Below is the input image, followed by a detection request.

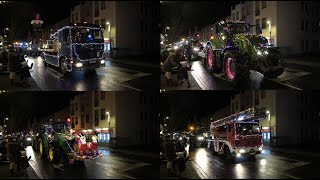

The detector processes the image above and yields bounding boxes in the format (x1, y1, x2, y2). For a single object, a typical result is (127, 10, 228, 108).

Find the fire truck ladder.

(211, 107, 267, 128)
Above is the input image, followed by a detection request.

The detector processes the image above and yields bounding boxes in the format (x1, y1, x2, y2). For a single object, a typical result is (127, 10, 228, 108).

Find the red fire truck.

(207, 107, 267, 160)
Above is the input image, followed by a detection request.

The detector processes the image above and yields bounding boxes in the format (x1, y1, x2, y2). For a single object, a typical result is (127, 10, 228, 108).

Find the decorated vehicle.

(41, 23, 106, 75)
(198, 20, 285, 85)
(207, 107, 267, 160)
(37, 121, 102, 166)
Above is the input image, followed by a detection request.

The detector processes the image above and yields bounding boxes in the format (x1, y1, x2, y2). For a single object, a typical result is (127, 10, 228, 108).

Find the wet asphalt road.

(24, 56, 157, 91)
(21, 146, 157, 179)
(178, 60, 315, 90)
(188, 147, 320, 179)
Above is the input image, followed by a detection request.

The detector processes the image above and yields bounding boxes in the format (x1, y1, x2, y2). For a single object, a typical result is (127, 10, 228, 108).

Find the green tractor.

(200, 20, 285, 86)
(37, 122, 100, 166)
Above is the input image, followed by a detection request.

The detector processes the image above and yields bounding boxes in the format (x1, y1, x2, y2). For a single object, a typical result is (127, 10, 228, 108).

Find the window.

(101, 1, 106, 10)
(81, 104, 84, 112)
(86, 6, 90, 17)
(301, 2, 304, 12)
(94, 110, 99, 126)
(72, 14, 74, 22)
(241, 7, 245, 19)
(145, 24, 147, 32)
(261, 90, 266, 99)
(235, 101, 238, 111)
(75, 103, 78, 111)
(75, 117, 78, 125)
(236, 12, 239, 20)
(95, 20, 99, 25)
(256, 19, 260, 33)
(255, 90, 260, 105)
(301, 19, 304, 31)
(95, 1, 99, 17)
(232, 13, 235, 21)
(261, 1, 266, 9)
(100, 92, 105, 100)
(301, 40, 304, 52)
(255, 1, 260, 16)
(247, 5, 251, 15)
(101, 18, 106, 29)
(301, 111, 304, 121)
(75, 13, 78, 21)
(101, 108, 105, 120)
(305, 3, 308, 15)
(306, 20, 308, 32)
(231, 103, 234, 114)
(81, 115, 85, 128)
(145, 40, 148, 48)
(140, 40, 143, 49)
(306, 40, 309, 51)
(94, 91, 99, 107)
(262, 18, 266, 29)
(71, 104, 74, 115)
(86, 114, 89, 123)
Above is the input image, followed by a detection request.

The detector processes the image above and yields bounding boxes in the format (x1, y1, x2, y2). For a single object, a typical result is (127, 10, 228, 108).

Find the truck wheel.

(59, 58, 68, 75)
(224, 146, 232, 160)
(39, 140, 46, 159)
(223, 52, 249, 86)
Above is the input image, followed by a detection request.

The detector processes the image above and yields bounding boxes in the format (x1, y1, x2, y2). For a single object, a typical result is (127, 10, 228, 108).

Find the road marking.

(28, 159, 46, 179)
(278, 71, 312, 82)
(95, 161, 136, 179)
(265, 78, 303, 90)
(190, 71, 211, 90)
(121, 162, 151, 172)
(191, 160, 212, 179)
(280, 161, 311, 171)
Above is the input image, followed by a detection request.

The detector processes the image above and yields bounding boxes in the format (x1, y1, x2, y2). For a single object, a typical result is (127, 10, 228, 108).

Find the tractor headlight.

(259, 147, 263, 151)
(197, 136, 204, 141)
(257, 50, 262, 56)
(236, 153, 241, 157)
(27, 137, 32, 141)
(75, 63, 83, 68)
(193, 47, 199, 52)
(100, 60, 105, 64)
(239, 149, 245, 153)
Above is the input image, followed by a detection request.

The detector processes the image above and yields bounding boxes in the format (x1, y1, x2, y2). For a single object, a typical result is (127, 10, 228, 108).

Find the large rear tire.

(223, 52, 249, 86)
(39, 140, 46, 159)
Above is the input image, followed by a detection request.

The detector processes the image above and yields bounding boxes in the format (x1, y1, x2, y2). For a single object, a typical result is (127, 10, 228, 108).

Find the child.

(177, 60, 191, 88)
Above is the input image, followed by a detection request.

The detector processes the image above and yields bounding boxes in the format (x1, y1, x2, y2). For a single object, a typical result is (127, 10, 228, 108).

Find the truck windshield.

(247, 36, 268, 47)
(71, 28, 104, 43)
(236, 123, 261, 135)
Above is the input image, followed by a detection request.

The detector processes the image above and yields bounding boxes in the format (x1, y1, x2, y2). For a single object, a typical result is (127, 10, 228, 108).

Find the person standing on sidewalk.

(163, 135, 176, 176)
(162, 48, 184, 86)
(177, 60, 192, 88)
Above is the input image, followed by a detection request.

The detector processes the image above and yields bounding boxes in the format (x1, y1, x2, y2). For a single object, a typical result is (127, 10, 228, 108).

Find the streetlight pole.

(3, 118, 8, 132)
(266, 110, 271, 146)
(106, 22, 111, 58)
(267, 20, 271, 45)
(106, 111, 110, 147)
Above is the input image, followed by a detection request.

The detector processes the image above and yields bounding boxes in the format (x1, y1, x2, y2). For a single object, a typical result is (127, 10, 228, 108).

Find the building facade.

(70, 1, 159, 57)
(231, 1, 320, 56)
(70, 91, 158, 147)
(230, 90, 320, 146)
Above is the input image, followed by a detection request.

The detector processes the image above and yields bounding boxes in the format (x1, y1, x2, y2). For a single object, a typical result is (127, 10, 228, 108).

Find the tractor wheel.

(48, 147, 54, 162)
(223, 52, 249, 86)
(39, 140, 46, 159)
(205, 47, 215, 73)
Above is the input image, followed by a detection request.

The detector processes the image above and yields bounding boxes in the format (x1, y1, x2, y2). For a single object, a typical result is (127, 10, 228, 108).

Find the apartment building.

(70, 91, 158, 147)
(231, 1, 320, 56)
(70, 1, 159, 57)
(230, 90, 320, 146)
(200, 16, 231, 42)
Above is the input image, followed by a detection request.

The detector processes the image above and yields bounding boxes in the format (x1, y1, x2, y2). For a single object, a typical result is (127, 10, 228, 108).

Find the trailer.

(207, 107, 267, 160)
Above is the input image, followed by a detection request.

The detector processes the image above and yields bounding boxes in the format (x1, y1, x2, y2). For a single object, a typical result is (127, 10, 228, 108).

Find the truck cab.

(42, 23, 106, 74)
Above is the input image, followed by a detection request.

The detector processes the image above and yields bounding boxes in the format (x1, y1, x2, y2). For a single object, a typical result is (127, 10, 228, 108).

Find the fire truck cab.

(208, 107, 267, 160)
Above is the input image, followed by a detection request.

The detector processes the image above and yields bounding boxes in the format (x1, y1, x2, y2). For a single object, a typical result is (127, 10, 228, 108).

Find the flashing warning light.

(67, 118, 71, 123)
(210, 36, 214, 40)
(196, 34, 200, 37)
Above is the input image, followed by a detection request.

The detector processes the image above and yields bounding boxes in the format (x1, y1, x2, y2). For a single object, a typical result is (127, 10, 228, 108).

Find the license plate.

(89, 60, 96, 64)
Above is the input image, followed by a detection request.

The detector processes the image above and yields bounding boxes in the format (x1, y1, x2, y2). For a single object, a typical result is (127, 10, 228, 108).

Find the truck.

(198, 20, 285, 85)
(37, 121, 101, 166)
(207, 107, 267, 160)
(41, 23, 106, 75)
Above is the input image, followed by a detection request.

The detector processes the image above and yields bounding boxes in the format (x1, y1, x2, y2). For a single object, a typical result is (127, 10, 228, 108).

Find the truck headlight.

(75, 63, 83, 67)
(257, 50, 262, 56)
(239, 149, 245, 153)
(27, 137, 32, 141)
(197, 136, 204, 141)
(100, 60, 105, 64)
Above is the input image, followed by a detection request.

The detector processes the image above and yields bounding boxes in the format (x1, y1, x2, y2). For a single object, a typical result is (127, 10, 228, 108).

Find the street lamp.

(3, 118, 8, 132)
(106, 111, 110, 146)
(267, 20, 271, 45)
(266, 110, 271, 146)
(106, 22, 111, 57)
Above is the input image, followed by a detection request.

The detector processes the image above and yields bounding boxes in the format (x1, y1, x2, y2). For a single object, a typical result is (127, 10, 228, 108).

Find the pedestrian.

(15, 142, 25, 176)
(162, 48, 184, 86)
(7, 46, 22, 86)
(163, 135, 176, 177)
(177, 60, 192, 88)
(6, 137, 18, 176)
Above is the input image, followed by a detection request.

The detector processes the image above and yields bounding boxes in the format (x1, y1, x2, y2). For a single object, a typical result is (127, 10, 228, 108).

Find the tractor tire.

(39, 140, 46, 159)
(223, 52, 249, 86)
(48, 147, 54, 162)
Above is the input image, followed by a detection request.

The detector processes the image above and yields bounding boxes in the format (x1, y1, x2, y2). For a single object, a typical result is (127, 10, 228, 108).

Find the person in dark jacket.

(177, 60, 191, 88)
(163, 135, 176, 176)
(7, 47, 23, 86)
(162, 48, 184, 86)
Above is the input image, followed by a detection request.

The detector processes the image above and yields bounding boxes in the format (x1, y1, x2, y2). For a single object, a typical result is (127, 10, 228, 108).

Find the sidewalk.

(0, 162, 39, 179)
(160, 71, 202, 90)
(285, 55, 320, 68)
(107, 56, 159, 69)
(160, 160, 201, 179)
(99, 146, 158, 160)
(264, 145, 320, 158)
(0, 73, 41, 91)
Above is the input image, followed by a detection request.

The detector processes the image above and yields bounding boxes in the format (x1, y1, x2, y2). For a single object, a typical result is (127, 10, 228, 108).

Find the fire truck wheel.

(224, 146, 232, 160)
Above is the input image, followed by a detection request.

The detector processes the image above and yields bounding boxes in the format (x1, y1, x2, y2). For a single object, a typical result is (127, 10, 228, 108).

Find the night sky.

(0, 1, 79, 40)
(161, 1, 239, 35)
(0, 91, 78, 131)
(161, 91, 239, 131)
